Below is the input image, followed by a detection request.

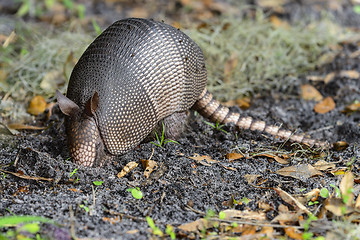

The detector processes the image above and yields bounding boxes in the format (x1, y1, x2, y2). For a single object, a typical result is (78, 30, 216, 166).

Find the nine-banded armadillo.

(56, 18, 329, 167)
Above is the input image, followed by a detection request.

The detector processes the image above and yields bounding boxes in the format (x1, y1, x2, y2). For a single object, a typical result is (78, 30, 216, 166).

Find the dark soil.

(1, 1, 360, 239)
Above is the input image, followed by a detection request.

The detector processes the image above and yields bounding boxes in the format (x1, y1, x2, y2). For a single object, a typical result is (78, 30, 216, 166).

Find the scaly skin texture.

(57, 18, 329, 167)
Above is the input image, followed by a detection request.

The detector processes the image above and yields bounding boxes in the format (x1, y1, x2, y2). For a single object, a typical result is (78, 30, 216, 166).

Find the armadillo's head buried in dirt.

(56, 90, 113, 167)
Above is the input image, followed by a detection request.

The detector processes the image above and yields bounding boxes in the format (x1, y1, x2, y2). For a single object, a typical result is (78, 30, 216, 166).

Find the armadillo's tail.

(192, 88, 330, 148)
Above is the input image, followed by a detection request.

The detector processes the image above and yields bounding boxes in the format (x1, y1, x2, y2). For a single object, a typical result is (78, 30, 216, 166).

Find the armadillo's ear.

(84, 92, 99, 117)
(56, 90, 80, 116)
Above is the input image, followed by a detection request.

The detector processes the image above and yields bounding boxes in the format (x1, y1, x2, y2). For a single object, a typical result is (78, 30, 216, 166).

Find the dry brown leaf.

(304, 188, 320, 202)
(68, 188, 82, 193)
(125, 229, 139, 234)
(300, 84, 323, 101)
(324, 72, 335, 84)
(272, 212, 299, 223)
(221, 209, 266, 220)
(273, 187, 311, 215)
(28, 95, 47, 115)
(342, 102, 360, 114)
(188, 153, 218, 166)
(258, 153, 289, 164)
(141, 159, 158, 178)
(258, 201, 273, 212)
(236, 97, 251, 110)
(224, 52, 238, 82)
(275, 164, 323, 180)
(314, 160, 336, 171)
(178, 218, 208, 232)
(222, 165, 237, 171)
(243, 174, 261, 184)
(241, 225, 257, 236)
(325, 198, 348, 216)
(226, 152, 244, 160)
(283, 225, 303, 240)
(117, 162, 138, 178)
(269, 15, 289, 28)
(7, 123, 46, 130)
(340, 172, 354, 207)
(333, 141, 349, 151)
(339, 70, 360, 79)
(355, 194, 360, 209)
(314, 96, 335, 114)
(306, 75, 324, 82)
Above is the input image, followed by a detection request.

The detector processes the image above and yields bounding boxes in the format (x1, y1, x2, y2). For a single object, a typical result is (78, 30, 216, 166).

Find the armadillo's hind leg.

(143, 111, 190, 142)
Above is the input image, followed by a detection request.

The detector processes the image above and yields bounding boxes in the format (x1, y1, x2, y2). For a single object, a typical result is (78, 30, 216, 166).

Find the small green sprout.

(70, 168, 79, 183)
(150, 122, 179, 148)
(80, 201, 89, 213)
(308, 201, 319, 206)
(203, 120, 228, 134)
(320, 188, 329, 198)
(93, 181, 103, 186)
(146, 216, 163, 237)
(92, 19, 102, 35)
(218, 211, 226, 220)
(127, 187, 143, 199)
(330, 184, 341, 198)
(165, 224, 176, 240)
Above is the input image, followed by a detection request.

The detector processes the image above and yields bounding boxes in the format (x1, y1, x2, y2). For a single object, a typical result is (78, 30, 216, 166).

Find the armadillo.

(56, 18, 329, 167)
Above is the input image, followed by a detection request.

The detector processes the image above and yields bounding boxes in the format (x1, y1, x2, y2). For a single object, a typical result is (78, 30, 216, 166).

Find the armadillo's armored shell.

(66, 18, 207, 155)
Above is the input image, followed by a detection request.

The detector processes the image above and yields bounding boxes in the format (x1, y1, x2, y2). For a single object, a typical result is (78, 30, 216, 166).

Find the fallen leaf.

(226, 152, 244, 160)
(188, 153, 218, 166)
(283, 225, 303, 240)
(243, 174, 261, 184)
(324, 72, 335, 84)
(178, 218, 208, 232)
(273, 187, 311, 215)
(258, 153, 289, 164)
(126, 229, 139, 234)
(325, 198, 348, 216)
(339, 70, 360, 79)
(314, 96, 336, 114)
(221, 209, 266, 220)
(68, 188, 82, 192)
(306, 75, 324, 82)
(270, 15, 289, 28)
(275, 164, 323, 180)
(7, 123, 46, 130)
(355, 194, 360, 209)
(332, 141, 349, 151)
(304, 188, 320, 202)
(102, 216, 121, 224)
(314, 160, 336, 171)
(340, 172, 354, 207)
(300, 84, 323, 101)
(222, 165, 237, 171)
(236, 97, 251, 110)
(141, 159, 158, 178)
(28, 95, 47, 115)
(342, 102, 360, 114)
(117, 162, 138, 178)
(272, 212, 299, 223)
(241, 225, 256, 236)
